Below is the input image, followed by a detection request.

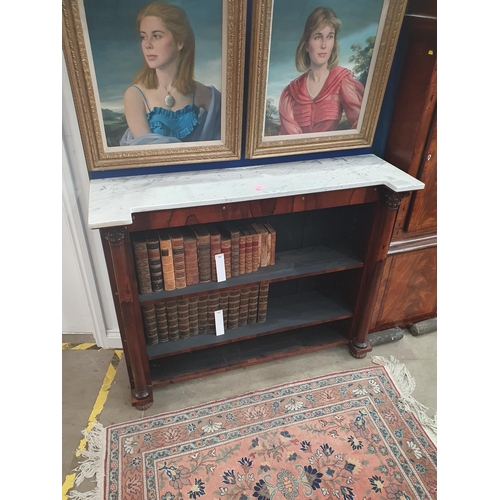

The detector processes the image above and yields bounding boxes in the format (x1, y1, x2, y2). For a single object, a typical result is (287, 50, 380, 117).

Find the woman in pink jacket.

(279, 7, 364, 135)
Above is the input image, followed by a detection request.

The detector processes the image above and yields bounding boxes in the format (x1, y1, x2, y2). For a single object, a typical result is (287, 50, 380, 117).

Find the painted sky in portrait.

(266, 0, 385, 106)
(82, 0, 222, 112)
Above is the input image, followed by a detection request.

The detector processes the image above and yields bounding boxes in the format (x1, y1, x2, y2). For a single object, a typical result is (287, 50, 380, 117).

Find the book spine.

(177, 297, 190, 339)
(183, 231, 200, 286)
(247, 285, 260, 325)
(250, 228, 260, 272)
(158, 231, 176, 291)
(131, 233, 153, 295)
(208, 227, 222, 282)
(170, 231, 186, 289)
(166, 299, 180, 341)
(188, 296, 199, 336)
(198, 293, 208, 334)
(221, 235, 232, 279)
(154, 302, 169, 342)
(193, 226, 211, 284)
(257, 283, 270, 323)
(141, 304, 159, 345)
(146, 231, 164, 292)
(219, 290, 229, 329)
(207, 292, 220, 334)
(238, 287, 250, 327)
(264, 223, 276, 265)
(245, 232, 253, 274)
(227, 225, 240, 277)
(238, 232, 246, 275)
(252, 223, 268, 268)
(227, 289, 240, 330)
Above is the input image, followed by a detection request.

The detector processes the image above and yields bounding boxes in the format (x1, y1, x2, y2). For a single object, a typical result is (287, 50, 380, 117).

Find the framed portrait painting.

(245, 0, 408, 159)
(63, 0, 247, 172)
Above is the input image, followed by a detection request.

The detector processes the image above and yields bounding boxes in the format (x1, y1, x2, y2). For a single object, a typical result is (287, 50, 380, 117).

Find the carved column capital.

(383, 189, 409, 210)
(104, 227, 126, 246)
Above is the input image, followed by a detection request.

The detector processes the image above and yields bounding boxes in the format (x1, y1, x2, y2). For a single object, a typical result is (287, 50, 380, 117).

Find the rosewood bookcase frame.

(98, 180, 411, 409)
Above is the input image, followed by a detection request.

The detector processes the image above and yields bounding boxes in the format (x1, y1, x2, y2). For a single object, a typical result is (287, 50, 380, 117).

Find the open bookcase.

(90, 156, 423, 409)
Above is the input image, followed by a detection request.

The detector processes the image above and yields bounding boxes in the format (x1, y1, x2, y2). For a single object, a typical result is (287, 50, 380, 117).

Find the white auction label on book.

(215, 253, 226, 282)
(214, 309, 225, 336)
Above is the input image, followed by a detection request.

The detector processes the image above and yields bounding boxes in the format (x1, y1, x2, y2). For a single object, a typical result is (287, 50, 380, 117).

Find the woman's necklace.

(159, 80, 176, 108)
(306, 70, 329, 99)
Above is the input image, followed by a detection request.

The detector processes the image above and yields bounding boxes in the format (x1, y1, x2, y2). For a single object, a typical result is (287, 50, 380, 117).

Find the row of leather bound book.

(141, 283, 270, 345)
(130, 222, 276, 295)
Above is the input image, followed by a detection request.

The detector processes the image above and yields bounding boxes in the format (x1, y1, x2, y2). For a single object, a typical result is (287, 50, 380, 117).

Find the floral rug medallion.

(99, 362, 436, 500)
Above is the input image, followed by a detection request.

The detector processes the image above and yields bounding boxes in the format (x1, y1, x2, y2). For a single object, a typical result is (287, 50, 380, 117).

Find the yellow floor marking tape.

(62, 349, 123, 499)
(62, 342, 99, 350)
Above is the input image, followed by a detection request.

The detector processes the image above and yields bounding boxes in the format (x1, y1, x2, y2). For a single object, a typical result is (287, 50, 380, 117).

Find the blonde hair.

(295, 7, 342, 73)
(133, 1, 195, 95)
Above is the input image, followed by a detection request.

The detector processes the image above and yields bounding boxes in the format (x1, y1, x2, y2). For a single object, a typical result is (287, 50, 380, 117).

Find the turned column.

(348, 189, 409, 358)
(103, 227, 153, 409)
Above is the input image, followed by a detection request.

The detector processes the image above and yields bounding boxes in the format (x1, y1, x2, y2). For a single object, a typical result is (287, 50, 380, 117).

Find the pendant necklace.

(159, 80, 176, 108)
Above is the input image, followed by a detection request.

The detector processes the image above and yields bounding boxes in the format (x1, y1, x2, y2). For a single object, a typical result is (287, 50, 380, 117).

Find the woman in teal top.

(120, 1, 221, 146)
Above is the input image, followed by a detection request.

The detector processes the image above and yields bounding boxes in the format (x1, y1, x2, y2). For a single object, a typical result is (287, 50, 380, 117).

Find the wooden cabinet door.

(406, 113, 437, 233)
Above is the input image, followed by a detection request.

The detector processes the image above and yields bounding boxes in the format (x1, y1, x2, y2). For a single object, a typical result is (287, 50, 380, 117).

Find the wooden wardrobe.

(370, 0, 437, 331)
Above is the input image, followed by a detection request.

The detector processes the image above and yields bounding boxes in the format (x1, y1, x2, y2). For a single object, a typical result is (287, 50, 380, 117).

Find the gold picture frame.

(245, 0, 408, 159)
(63, 0, 246, 172)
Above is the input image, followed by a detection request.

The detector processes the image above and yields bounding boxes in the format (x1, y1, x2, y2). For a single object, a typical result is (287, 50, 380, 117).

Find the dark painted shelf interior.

(148, 322, 349, 386)
(147, 290, 352, 358)
(139, 244, 363, 303)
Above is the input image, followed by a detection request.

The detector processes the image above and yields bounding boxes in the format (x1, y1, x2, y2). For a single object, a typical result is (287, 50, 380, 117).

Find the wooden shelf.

(148, 323, 349, 386)
(147, 290, 352, 359)
(139, 244, 363, 303)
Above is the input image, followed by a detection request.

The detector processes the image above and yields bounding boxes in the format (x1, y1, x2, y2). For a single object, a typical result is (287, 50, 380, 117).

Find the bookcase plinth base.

(348, 340, 373, 359)
(131, 387, 154, 410)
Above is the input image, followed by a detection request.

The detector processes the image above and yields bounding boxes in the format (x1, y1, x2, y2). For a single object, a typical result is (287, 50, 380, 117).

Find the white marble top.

(88, 154, 424, 229)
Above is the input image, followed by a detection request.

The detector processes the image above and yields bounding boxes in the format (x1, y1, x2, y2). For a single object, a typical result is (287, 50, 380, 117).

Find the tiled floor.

(62, 328, 437, 495)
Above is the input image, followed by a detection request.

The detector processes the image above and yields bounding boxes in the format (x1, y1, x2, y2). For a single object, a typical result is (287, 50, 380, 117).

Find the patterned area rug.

(69, 356, 437, 500)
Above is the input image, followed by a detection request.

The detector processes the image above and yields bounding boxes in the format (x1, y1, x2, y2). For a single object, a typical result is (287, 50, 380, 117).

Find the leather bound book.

(191, 224, 211, 284)
(238, 287, 250, 327)
(252, 223, 269, 267)
(219, 227, 232, 279)
(205, 224, 221, 282)
(177, 297, 190, 339)
(141, 304, 159, 345)
(257, 283, 270, 323)
(168, 228, 186, 289)
(224, 223, 240, 277)
(188, 296, 199, 336)
(219, 290, 229, 329)
(248, 285, 260, 324)
(245, 225, 260, 272)
(238, 225, 253, 274)
(145, 231, 164, 292)
(227, 289, 240, 330)
(181, 228, 200, 286)
(198, 293, 208, 334)
(166, 299, 180, 341)
(207, 292, 220, 334)
(131, 232, 153, 295)
(158, 229, 176, 291)
(263, 223, 276, 265)
(154, 302, 169, 342)
(237, 226, 246, 275)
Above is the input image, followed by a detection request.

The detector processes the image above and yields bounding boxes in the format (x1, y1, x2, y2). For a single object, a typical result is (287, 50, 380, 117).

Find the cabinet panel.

(370, 246, 436, 330)
(406, 114, 437, 233)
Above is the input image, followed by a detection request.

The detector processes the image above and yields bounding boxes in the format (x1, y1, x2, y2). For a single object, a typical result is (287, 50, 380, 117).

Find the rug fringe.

(372, 355, 437, 442)
(67, 422, 105, 500)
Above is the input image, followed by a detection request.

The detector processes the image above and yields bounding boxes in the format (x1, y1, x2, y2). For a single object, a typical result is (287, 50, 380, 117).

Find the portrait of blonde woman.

(278, 6, 365, 136)
(120, 1, 221, 146)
